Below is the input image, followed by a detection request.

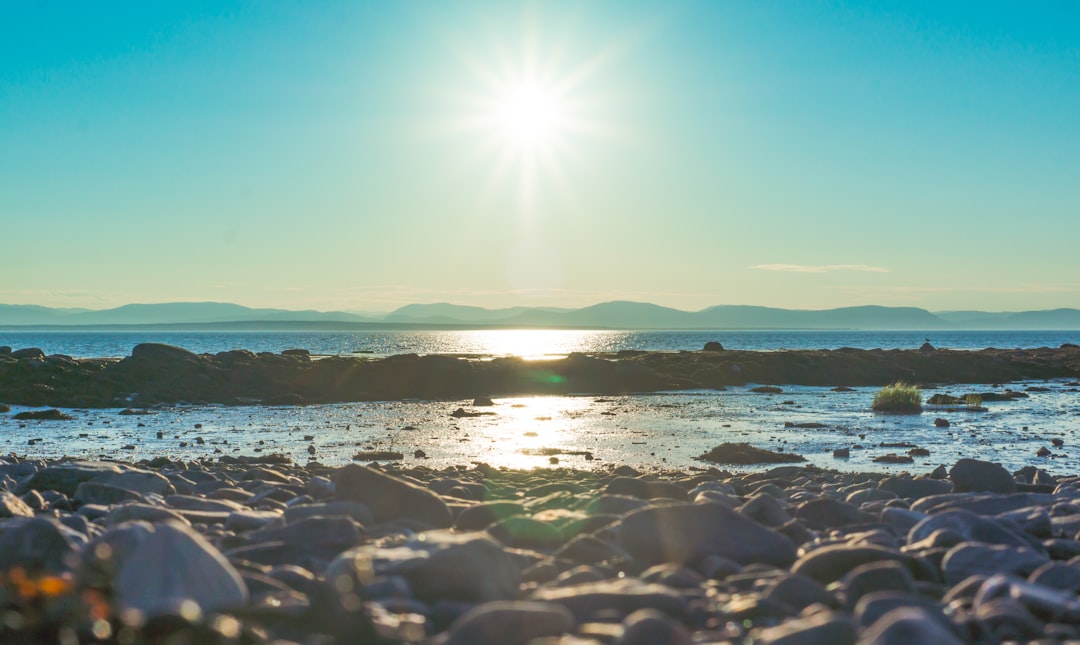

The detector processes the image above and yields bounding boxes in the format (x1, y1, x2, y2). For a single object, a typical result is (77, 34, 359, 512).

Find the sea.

(2, 328, 1080, 474)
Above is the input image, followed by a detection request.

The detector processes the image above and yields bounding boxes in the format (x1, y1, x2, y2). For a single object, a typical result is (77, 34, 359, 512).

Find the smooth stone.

(585, 494, 648, 516)
(106, 503, 191, 526)
(224, 510, 283, 532)
(942, 543, 1048, 586)
(907, 509, 1033, 549)
(114, 521, 248, 618)
(791, 545, 920, 585)
(911, 492, 1055, 516)
(333, 464, 452, 528)
(246, 516, 364, 550)
(763, 572, 838, 611)
(858, 607, 964, 645)
(165, 494, 249, 513)
(529, 578, 687, 623)
(73, 481, 146, 506)
(616, 608, 692, 645)
(437, 601, 574, 645)
(878, 476, 953, 499)
(327, 530, 520, 603)
(755, 611, 856, 645)
(0, 490, 34, 518)
(283, 501, 374, 526)
(879, 507, 928, 534)
(949, 458, 1016, 494)
(95, 469, 175, 496)
(616, 502, 796, 567)
(1029, 561, 1080, 592)
(604, 477, 687, 501)
(739, 492, 793, 527)
(487, 516, 563, 551)
(454, 501, 526, 531)
(640, 563, 704, 590)
(17, 461, 124, 496)
(794, 497, 872, 530)
(843, 561, 914, 610)
(0, 517, 79, 573)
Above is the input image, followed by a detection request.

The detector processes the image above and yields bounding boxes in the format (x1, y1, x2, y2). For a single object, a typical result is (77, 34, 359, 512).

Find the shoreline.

(2, 453, 1079, 642)
(2, 342, 1080, 409)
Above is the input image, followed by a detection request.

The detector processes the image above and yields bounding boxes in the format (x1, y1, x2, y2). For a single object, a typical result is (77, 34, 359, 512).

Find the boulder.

(0, 491, 34, 518)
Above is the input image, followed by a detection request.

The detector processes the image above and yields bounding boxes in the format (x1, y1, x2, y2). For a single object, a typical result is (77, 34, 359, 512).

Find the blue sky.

(1, 1, 1077, 312)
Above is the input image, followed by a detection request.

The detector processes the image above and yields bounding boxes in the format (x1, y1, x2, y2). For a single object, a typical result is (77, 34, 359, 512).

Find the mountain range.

(2, 301, 1080, 330)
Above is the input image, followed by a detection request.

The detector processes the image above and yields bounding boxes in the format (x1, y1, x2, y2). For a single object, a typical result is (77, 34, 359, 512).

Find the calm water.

(1, 329, 1078, 358)
(3, 329, 1080, 473)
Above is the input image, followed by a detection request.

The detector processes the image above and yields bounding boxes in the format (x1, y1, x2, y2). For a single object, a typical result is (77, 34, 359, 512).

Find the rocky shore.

(2, 342, 1080, 408)
(4, 455, 1080, 643)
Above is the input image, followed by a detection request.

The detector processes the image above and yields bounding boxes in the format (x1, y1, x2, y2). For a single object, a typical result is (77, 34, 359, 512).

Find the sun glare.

(496, 83, 563, 144)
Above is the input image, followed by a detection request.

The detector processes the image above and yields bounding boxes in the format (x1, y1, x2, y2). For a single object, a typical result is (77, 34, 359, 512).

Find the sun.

(496, 82, 564, 144)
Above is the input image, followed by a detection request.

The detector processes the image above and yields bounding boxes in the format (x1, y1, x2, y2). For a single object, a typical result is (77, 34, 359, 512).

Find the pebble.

(4, 452, 1080, 642)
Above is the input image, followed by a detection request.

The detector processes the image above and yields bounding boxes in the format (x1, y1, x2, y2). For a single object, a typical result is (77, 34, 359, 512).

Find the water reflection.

(448, 329, 619, 359)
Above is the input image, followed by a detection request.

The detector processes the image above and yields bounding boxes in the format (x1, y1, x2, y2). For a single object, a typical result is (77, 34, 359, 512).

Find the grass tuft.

(872, 382, 922, 414)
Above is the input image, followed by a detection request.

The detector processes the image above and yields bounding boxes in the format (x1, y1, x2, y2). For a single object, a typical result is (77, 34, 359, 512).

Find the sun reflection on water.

(454, 329, 613, 359)
(465, 395, 598, 469)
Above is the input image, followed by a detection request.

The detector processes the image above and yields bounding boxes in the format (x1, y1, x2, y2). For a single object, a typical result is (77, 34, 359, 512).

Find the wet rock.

(13, 408, 74, 421)
(438, 601, 574, 645)
(950, 458, 1016, 493)
(114, 520, 248, 619)
(328, 530, 520, 603)
(616, 502, 796, 568)
(934, 417, 950, 427)
(703, 342, 724, 352)
(332, 463, 451, 528)
(698, 442, 805, 464)
(833, 448, 850, 458)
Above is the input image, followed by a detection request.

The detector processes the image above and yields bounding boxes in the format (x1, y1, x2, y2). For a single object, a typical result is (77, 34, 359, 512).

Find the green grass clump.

(872, 382, 922, 414)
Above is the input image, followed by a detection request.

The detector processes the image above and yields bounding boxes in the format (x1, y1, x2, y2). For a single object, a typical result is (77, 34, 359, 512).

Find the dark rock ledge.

(1, 342, 1079, 407)
(2, 454, 1080, 642)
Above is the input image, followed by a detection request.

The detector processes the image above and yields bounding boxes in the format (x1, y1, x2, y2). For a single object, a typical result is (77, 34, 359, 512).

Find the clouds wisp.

(751, 264, 888, 274)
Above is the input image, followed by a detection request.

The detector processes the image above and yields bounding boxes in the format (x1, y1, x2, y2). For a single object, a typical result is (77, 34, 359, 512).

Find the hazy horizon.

(2, 2, 1078, 312)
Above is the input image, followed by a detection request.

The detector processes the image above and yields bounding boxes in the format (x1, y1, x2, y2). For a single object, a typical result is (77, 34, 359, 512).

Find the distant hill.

(3, 301, 1080, 330)
(0, 302, 373, 326)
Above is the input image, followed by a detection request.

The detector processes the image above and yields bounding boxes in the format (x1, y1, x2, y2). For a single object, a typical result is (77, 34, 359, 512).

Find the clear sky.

(1, 1, 1078, 313)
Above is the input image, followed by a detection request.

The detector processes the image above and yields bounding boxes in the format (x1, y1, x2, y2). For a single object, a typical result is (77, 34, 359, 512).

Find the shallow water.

(5, 379, 1080, 474)
(2, 328, 1079, 358)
